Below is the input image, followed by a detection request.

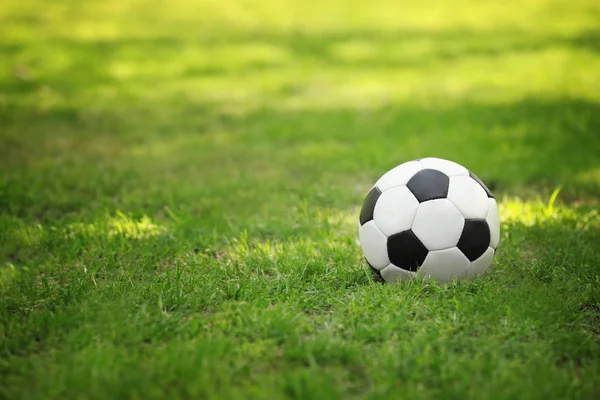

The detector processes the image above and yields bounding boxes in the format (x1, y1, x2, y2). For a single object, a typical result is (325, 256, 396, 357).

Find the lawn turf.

(1, 0, 600, 399)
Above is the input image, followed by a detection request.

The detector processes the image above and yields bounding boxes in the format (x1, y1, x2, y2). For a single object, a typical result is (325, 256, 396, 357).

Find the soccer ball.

(358, 157, 500, 283)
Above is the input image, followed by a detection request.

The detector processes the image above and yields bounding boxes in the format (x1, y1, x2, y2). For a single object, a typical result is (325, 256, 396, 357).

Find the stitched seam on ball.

(371, 218, 388, 245)
(446, 199, 464, 221)
(373, 260, 390, 272)
(412, 199, 457, 252)
(399, 205, 424, 271)
(438, 200, 464, 250)
(486, 199, 499, 249)
(432, 244, 461, 252)
(379, 183, 409, 195)
(370, 221, 391, 266)
(386, 263, 416, 275)
(486, 198, 494, 220)
(420, 195, 448, 202)
(422, 198, 464, 229)
(409, 202, 420, 236)
(467, 247, 494, 273)
(381, 263, 394, 275)
(378, 161, 423, 192)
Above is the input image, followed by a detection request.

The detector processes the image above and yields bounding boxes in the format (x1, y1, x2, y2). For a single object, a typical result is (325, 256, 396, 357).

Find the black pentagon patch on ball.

(457, 219, 491, 261)
(407, 169, 449, 203)
(469, 171, 494, 198)
(359, 186, 382, 225)
(387, 230, 428, 272)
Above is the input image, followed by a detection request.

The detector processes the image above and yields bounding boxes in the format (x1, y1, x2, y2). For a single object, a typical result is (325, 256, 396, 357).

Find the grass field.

(1, 0, 600, 398)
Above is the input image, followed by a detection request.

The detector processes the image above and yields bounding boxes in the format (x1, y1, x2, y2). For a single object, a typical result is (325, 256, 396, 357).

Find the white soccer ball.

(358, 157, 500, 283)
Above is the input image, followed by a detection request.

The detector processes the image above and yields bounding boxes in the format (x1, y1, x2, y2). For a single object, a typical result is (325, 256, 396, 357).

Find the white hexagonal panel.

(486, 198, 500, 249)
(375, 161, 423, 192)
(468, 247, 495, 279)
(380, 263, 416, 283)
(447, 175, 490, 219)
(419, 157, 469, 177)
(412, 199, 465, 250)
(358, 220, 389, 270)
(373, 186, 420, 237)
(417, 247, 469, 282)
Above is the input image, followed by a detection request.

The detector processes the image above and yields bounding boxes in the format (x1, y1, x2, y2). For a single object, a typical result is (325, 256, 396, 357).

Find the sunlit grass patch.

(499, 189, 599, 230)
(65, 212, 169, 241)
(0, 263, 18, 290)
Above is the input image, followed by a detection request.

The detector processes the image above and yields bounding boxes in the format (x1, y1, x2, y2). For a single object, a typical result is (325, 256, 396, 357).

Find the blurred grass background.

(2, 0, 599, 229)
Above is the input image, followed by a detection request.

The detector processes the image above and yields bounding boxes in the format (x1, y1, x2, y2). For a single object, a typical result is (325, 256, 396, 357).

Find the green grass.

(1, 0, 600, 398)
